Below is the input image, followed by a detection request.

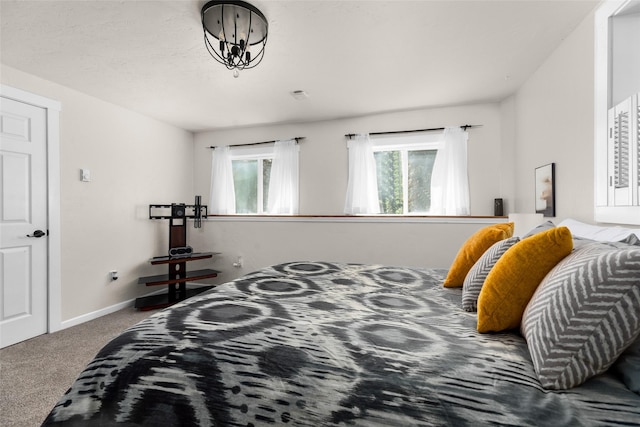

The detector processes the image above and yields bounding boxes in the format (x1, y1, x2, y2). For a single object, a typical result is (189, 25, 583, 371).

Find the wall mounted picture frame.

(535, 163, 555, 217)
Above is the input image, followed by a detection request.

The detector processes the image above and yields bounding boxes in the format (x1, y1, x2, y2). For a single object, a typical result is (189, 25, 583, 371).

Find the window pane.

(232, 160, 257, 213)
(408, 150, 437, 212)
(262, 158, 272, 212)
(375, 150, 403, 214)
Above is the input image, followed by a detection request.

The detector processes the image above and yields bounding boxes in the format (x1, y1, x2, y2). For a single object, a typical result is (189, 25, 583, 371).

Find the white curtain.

(430, 127, 470, 215)
(209, 146, 236, 214)
(267, 139, 299, 214)
(344, 134, 380, 214)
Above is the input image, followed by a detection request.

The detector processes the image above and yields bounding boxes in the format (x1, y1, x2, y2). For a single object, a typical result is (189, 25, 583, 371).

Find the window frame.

(229, 145, 275, 215)
(370, 133, 442, 215)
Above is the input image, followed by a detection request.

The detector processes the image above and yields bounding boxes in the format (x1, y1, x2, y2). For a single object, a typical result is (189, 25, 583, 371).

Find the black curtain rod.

(345, 124, 480, 139)
(208, 137, 305, 149)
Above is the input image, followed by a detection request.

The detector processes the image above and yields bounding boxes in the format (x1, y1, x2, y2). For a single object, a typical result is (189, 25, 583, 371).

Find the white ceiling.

(0, 0, 598, 132)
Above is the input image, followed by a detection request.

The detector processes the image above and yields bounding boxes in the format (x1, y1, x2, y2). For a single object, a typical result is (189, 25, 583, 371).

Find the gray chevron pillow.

(522, 220, 555, 238)
(620, 233, 640, 246)
(521, 242, 640, 390)
(462, 237, 519, 312)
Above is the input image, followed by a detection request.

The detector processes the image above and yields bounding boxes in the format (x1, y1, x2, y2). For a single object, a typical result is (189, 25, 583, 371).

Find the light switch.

(81, 169, 91, 182)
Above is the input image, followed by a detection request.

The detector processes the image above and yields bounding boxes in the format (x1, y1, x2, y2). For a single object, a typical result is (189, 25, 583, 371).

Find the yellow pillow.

(477, 226, 573, 333)
(443, 222, 514, 288)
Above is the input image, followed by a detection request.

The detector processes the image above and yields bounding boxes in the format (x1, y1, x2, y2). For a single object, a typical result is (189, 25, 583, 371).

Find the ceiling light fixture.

(201, 1, 268, 78)
(290, 90, 309, 100)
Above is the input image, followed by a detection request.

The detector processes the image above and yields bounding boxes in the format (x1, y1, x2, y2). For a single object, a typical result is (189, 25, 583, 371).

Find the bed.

(43, 222, 640, 426)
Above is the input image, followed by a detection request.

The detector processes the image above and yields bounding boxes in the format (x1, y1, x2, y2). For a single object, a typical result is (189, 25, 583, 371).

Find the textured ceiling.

(0, 0, 598, 132)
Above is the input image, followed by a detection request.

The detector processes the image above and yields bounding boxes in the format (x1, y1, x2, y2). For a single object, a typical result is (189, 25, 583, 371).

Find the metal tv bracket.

(149, 196, 207, 226)
(148, 196, 208, 256)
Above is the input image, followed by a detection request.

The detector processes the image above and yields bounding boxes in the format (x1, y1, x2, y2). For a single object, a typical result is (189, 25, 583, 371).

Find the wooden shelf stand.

(135, 205, 219, 311)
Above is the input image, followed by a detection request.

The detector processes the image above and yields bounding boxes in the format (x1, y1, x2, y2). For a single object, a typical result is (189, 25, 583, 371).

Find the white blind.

(614, 110, 630, 189)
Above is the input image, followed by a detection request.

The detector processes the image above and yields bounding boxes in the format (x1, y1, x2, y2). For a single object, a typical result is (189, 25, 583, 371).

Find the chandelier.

(201, 1, 268, 77)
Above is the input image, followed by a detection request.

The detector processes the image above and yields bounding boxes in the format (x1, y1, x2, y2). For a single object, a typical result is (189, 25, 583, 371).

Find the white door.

(0, 96, 48, 348)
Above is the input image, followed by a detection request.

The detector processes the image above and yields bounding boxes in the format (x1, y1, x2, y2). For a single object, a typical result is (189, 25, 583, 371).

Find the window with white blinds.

(637, 102, 640, 186)
(607, 94, 638, 208)
(614, 110, 629, 189)
(594, 1, 640, 225)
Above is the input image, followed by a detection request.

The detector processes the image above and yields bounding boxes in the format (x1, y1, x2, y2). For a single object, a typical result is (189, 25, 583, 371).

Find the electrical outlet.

(233, 256, 243, 268)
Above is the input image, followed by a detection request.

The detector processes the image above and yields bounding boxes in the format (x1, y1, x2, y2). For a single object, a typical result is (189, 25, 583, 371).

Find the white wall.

(509, 10, 595, 224)
(499, 96, 517, 215)
(0, 6, 606, 322)
(194, 103, 505, 215)
(189, 218, 500, 283)
(0, 67, 511, 323)
(1, 65, 195, 321)
(191, 103, 511, 279)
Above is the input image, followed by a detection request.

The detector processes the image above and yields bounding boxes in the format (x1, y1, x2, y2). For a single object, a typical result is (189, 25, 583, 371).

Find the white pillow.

(558, 218, 640, 241)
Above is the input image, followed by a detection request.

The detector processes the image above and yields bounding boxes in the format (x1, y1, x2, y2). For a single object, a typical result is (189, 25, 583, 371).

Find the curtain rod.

(344, 125, 481, 139)
(208, 137, 305, 149)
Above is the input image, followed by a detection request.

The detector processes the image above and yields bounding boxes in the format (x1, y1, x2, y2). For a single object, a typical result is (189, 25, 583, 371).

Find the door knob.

(26, 230, 46, 238)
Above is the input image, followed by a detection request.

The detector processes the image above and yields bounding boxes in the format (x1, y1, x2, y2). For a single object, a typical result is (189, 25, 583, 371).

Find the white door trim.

(1, 84, 62, 333)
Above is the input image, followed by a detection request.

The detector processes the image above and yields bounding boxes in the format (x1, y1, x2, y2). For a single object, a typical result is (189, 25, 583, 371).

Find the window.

(372, 134, 440, 214)
(374, 148, 438, 214)
(232, 157, 272, 214)
(344, 128, 469, 216)
(210, 140, 299, 215)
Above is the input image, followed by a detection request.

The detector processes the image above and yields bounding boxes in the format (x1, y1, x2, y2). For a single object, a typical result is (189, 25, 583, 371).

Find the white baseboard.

(60, 298, 136, 330)
(59, 283, 211, 330)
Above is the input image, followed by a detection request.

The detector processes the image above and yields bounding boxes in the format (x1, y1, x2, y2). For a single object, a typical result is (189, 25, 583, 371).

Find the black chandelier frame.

(201, 0, 268, 71)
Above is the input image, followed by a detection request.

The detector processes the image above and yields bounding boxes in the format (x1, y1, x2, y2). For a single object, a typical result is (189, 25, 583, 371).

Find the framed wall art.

(535, 163, 555, 217)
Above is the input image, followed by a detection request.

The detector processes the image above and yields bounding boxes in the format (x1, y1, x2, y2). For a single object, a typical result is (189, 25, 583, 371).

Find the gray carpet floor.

(0, 306, 155, 427)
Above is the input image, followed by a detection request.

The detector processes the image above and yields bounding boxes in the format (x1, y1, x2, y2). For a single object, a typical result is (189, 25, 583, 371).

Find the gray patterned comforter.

(43, 262, 640, 426)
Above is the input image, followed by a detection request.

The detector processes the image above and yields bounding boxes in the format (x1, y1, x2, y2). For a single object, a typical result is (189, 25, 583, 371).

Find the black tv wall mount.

(149, 195, 207, 228)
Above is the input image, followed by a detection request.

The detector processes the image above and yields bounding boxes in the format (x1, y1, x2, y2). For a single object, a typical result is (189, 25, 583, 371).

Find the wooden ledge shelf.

(149, 252, 221, 265)
(138, 268, 220, 287)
